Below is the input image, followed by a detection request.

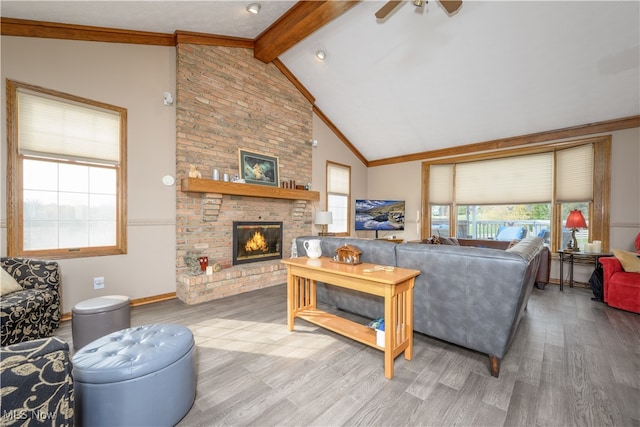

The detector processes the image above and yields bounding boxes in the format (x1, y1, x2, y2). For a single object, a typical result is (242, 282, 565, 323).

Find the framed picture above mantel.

(239, 149, 279, 187)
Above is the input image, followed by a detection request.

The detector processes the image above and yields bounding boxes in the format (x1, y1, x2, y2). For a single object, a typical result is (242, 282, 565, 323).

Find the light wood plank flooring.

(55, 284, 640, 426)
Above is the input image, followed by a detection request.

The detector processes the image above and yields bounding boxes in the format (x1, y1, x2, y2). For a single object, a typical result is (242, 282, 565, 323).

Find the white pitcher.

(303, 239, 322, 259)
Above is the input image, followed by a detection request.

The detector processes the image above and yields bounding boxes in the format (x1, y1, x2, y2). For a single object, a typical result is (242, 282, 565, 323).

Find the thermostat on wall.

(162, 175, 175, 186)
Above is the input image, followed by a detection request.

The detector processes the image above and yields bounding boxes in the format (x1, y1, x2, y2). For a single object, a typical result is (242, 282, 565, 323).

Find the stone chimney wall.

(175, 44, 313, 304)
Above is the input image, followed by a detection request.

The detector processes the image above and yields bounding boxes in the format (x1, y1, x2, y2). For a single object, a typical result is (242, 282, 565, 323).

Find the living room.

(1, 3, 638, 314)
(1, 1, 639, 425)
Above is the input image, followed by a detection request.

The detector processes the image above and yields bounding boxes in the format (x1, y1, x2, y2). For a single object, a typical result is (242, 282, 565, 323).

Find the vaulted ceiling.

(2, 1, 639, 165)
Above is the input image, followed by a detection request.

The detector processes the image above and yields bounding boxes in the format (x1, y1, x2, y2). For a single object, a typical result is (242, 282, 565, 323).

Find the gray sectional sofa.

(294, 236, 544, 377)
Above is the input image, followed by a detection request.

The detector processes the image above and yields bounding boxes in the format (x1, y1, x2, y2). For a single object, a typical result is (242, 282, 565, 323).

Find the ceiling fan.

(375, 0, 462, 19)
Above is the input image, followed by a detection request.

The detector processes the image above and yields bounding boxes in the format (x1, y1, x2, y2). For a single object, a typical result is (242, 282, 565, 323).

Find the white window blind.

(429, 164, 454, 204)
(18, 89, 120, 164)
(455, 152, 553, 204)
(327, 163, 350, 194)
(556, 144, 594, 202)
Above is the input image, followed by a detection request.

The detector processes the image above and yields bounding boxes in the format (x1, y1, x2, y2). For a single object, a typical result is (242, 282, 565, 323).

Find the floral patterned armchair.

(1, 257, 61, 346)
(0, 336, 74, 426)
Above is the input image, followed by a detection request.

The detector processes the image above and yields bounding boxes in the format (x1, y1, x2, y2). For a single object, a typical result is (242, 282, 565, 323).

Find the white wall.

(366, 128, 640, 283)
(367, 162, 423, 242)
(311, 113, 368, 236)
(609, 128, 640, 251)
(1, 36, 177, 312)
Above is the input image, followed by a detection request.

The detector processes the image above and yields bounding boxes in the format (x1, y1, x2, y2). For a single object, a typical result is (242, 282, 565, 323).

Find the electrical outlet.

(93, 276, 105, 290)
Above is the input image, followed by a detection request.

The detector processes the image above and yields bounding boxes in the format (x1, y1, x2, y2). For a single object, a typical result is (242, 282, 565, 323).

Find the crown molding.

(272, 59, 315, 104)
(0, 17, 175, 46)
(313, 106, 368, 166)
(174, 30, 253, 48)
(368, 115, 640, 167)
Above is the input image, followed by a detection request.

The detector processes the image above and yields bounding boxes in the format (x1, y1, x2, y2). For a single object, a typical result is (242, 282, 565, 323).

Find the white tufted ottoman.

(72, 323, 196, 427)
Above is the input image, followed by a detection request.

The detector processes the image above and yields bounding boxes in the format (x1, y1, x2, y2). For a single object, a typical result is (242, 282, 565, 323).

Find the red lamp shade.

(565, 209, 587, 229)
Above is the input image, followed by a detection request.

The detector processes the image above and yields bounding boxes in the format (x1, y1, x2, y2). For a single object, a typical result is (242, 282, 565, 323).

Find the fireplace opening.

(233, 221, 283, 265)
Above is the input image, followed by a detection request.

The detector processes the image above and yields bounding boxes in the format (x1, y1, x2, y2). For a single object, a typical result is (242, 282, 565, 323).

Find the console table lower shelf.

(281, 257, 421, 379)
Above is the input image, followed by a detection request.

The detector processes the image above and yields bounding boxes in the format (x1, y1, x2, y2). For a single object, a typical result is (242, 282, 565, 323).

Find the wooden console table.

(281, 257, 420, 379)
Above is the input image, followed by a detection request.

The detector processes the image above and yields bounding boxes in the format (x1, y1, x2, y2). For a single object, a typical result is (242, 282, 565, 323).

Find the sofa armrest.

(600, 256, 623, 303)
(535, 246, 551, 287)
(0, 337, 74, 426)
(600, 256, 623, 281)
(0, 258, 60, 292)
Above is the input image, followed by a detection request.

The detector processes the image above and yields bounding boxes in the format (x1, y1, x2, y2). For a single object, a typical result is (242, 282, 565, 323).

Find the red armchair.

(600, 233, 640, 314)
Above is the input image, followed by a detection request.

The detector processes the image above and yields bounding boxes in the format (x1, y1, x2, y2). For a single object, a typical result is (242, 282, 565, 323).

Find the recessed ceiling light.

(316, 50, 326, 60)
(246, 3, 261, 14)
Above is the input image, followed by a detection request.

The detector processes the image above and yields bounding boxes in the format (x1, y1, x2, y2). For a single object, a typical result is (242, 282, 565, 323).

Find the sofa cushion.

(1, 268, 22, 296)
(422, 236, 459, 245)
(439, 236, 460, 246)
(613, 249, 640, 273)
(507, 239, 520, 249)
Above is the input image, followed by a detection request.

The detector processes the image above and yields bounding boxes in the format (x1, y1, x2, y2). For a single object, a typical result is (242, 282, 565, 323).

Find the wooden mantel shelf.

(181, 178, 320, 201)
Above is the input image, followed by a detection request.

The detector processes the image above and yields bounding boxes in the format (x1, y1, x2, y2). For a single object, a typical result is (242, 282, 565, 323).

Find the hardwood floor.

(55, 284, 640, 426)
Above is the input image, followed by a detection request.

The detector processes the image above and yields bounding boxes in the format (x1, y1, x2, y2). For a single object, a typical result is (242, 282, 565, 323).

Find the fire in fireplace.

(233, 221, 283, 265)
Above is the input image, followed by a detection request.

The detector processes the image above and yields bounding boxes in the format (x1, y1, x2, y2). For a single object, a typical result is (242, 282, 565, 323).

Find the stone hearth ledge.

(176, 260, 287, 304)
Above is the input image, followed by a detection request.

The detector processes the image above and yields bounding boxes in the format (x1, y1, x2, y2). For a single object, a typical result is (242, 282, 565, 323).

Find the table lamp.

(565, 209, 587, 252)
(315, 211, 333, 236)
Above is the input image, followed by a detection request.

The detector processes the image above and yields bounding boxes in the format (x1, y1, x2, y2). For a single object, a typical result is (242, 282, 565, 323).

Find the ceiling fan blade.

(440, 0, 462, 14)
(375, 0, 403, 19)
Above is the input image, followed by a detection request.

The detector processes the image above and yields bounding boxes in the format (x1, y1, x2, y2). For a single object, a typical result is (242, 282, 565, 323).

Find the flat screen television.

(355, 200, 405, 231)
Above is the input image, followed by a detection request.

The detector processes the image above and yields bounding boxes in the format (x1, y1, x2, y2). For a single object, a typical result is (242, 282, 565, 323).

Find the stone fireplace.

(233, 221, 283, 265)
(175, 43, 313, 304)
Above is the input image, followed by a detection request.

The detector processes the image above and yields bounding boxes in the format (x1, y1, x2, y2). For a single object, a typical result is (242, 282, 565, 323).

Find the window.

(430, 205, 451, 237)
(423, 137, 610, 252)
(555, 144, 594, 251)
(326, 161, 351, 235)
(455, 203, 552, 242)
(6, 80, 127, 258)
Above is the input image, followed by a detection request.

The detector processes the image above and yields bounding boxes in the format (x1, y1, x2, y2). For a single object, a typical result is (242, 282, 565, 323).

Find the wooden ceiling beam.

(254, 1, 360, 64)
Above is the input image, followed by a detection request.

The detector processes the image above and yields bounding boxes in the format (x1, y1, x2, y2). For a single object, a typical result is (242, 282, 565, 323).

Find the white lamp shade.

(315, 211, 333, 225)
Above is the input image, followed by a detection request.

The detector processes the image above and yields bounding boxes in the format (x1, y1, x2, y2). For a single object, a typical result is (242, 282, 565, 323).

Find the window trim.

(325, 161, 351, 236)
(421, 136, 611, 253)
(6, 79, 128, 259)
